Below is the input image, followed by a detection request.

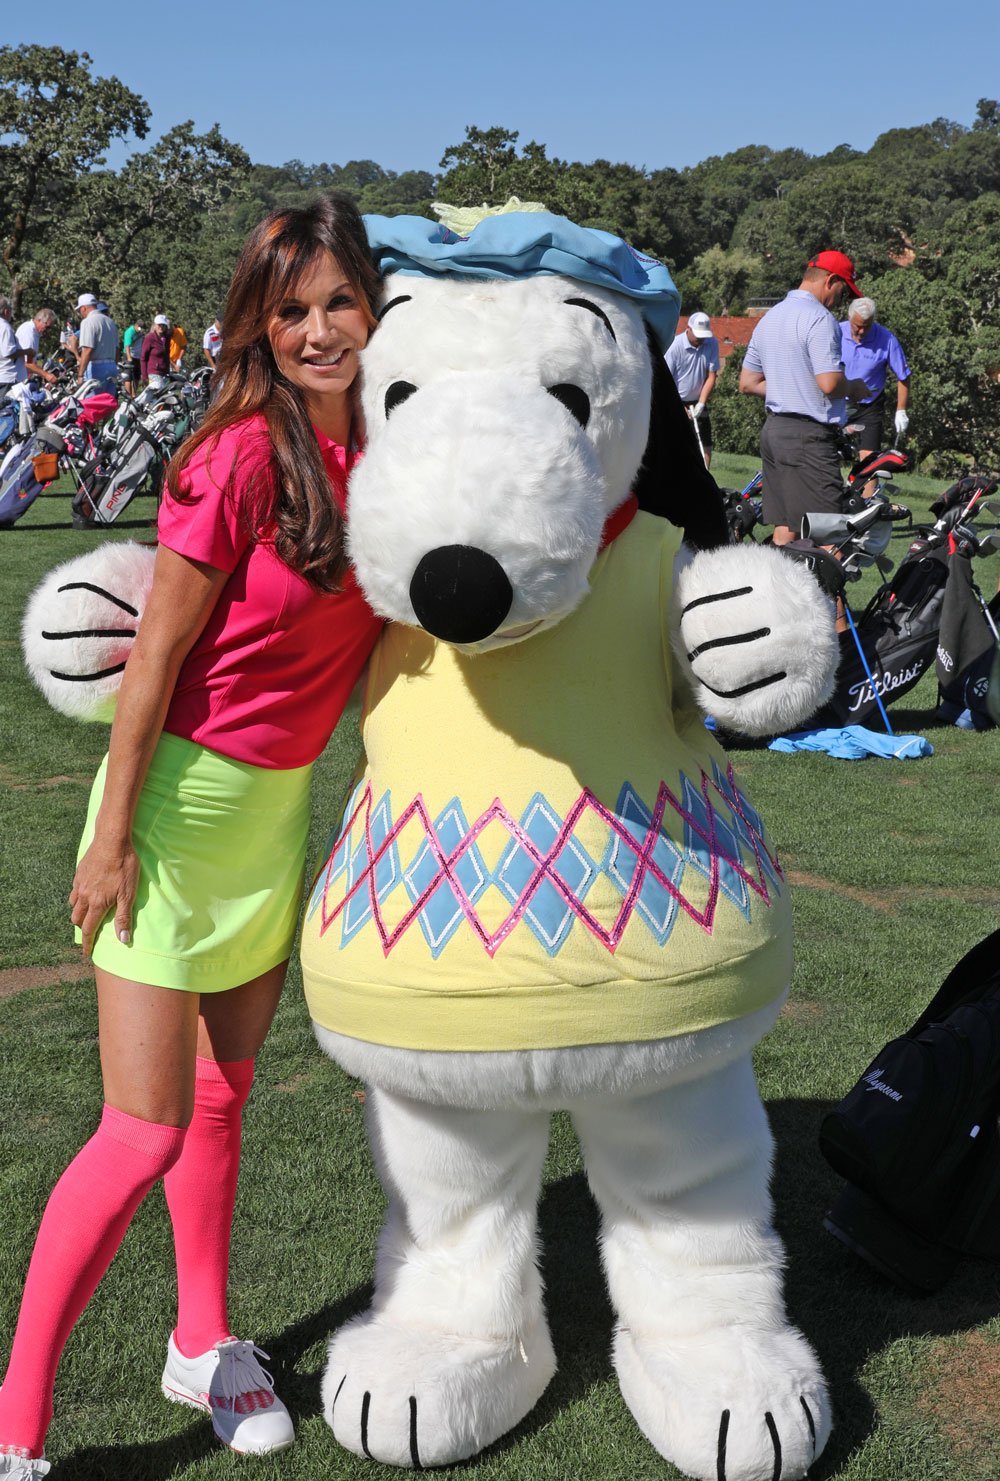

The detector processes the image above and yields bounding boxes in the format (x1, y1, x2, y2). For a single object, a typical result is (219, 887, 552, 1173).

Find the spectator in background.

(170, 323, 188, 371)
(664, 310, 720, 469)
(738, 250, 873, 550)
(60, 318, 80, 365)
(122, 318, 144, 396)
(141, 315, 172, 388)
(839, 296, 911, 458)
(15, 308, 58, 387)
(76, 294, 120, 393)
(203, 316, 223, 367)
(0, 296, 23, 391)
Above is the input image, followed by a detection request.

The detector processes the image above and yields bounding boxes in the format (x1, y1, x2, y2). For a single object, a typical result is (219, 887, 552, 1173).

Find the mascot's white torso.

(300, 242, 836, 1481)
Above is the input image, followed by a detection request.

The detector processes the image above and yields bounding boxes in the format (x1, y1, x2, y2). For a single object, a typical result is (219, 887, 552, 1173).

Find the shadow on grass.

(65, 1100, 994, 1480)
(771, 1097, 1000, 1478)
(271, 1102, 998, 1474)
(56, 1425, 218, 1479)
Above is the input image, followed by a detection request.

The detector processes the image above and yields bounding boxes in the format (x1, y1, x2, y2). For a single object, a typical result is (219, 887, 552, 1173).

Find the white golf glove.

(690, 402, 705, 419)
(894, 409, 909, 438)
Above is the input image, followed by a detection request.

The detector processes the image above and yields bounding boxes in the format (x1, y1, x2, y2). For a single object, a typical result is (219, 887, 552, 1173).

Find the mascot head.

(349, 210, 727, 651)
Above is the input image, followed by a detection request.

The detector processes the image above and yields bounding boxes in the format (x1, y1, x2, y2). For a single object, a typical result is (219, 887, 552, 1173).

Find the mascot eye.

(546, 383, 590, 429)
(385, 381, 417, 418)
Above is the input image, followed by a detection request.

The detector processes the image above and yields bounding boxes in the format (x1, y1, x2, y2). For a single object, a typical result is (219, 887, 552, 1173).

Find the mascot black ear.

(632, 323, 729, 551)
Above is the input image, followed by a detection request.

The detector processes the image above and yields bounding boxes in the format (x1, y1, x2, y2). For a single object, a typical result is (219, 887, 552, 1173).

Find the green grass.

(2, 473, 1000, 1479)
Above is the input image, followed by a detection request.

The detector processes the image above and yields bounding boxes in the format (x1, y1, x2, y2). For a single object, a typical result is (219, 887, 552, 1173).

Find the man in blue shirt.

(739, 250, 873, 547)
(664, 311, 720, 469)
(839, 297, 911, 459)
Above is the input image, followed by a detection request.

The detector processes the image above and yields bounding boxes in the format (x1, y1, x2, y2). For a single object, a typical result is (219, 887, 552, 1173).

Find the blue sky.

(8, 0, 1000, 176)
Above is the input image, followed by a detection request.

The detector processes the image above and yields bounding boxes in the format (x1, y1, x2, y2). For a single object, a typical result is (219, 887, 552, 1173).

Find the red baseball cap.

(808, 250, 861, 297)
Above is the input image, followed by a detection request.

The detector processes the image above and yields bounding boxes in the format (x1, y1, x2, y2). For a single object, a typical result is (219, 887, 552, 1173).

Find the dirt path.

(0, 961, 94, 1000)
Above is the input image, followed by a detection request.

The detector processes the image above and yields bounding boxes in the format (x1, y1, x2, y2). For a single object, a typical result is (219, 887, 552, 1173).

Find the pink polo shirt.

(158, 414, 383, 769)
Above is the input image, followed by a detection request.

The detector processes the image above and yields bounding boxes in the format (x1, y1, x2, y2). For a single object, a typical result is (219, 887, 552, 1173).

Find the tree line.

(2, 44, 998, 469)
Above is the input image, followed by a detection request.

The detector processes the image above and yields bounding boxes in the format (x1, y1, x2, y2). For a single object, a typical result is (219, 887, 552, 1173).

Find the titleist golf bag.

(809, 473, 999, 728)
(820, 927, 1000, 1292)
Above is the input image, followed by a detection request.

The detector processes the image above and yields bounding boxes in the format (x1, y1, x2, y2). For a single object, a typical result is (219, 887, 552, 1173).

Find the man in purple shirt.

(839, 297, 911, 459)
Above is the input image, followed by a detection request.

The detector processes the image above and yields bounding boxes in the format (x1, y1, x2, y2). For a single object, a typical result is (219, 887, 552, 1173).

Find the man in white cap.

(76, 293, 120, 393)
(663, 310, 720, 468)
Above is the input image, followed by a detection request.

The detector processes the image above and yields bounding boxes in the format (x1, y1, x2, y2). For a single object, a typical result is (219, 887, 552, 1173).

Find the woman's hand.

(70, 835, 140, 957)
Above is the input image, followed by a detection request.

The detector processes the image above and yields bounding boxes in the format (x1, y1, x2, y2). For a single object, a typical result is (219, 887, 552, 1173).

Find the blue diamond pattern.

(680, 775, 752, 919)
(496, 794, 597, 956)
(602, 784, 685, 942)
(404, 801, 488, 957)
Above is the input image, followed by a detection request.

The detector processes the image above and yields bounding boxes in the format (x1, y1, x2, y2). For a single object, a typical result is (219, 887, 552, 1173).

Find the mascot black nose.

(409, 545, 514, 643)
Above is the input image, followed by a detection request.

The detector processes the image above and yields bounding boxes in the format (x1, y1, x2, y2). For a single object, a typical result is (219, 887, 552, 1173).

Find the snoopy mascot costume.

(299, 210, 839, 1481)
(20, 211, 838, 1481)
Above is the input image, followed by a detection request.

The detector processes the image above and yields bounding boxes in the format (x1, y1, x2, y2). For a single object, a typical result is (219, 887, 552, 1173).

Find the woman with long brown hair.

(0, 195, 384, 1473)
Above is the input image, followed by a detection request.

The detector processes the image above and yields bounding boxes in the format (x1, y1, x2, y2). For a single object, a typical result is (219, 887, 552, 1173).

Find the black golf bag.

(935, 553, 1000, 730)
(820, 927, 1000, 1292)
(813, 471, 1000, 728)
(819, 539, 950, 726)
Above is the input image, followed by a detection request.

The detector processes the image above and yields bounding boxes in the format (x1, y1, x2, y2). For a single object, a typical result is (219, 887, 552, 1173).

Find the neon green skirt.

(78, 732, 313, 992)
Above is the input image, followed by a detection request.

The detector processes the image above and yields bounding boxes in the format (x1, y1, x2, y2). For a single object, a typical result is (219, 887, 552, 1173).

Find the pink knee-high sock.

(0, 1105, 186, 1456)
(164, 1056, 254, 1359)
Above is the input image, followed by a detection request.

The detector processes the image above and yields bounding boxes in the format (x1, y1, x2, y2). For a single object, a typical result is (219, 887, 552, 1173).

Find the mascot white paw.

(22, 542, 155, 720)
(301, 209, 836, 1481)
(673, 542, 838, 736)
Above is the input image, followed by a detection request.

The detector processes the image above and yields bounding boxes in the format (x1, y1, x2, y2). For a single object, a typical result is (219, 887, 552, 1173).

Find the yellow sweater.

(302, 513, 790, 1051)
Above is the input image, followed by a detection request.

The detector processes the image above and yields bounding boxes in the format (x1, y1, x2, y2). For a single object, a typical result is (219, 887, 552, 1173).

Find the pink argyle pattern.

(311, 761, 782, 960)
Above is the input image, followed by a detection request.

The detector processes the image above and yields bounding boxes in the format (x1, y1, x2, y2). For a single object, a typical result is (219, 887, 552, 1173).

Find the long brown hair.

(167, 194, 381, 591)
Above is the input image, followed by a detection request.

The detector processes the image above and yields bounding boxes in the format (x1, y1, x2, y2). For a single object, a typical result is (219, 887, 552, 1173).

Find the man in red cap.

(739, 249, 873, 552)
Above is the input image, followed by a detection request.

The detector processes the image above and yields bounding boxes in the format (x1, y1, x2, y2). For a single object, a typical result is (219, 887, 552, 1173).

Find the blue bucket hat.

(364, 211, 681, 351)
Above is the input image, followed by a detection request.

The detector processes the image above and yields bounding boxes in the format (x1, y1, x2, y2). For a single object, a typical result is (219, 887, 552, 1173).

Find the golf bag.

(813, 472, 1000, 727)
(72, 386, 194, 526)
(0, 422, 65, 526)
(820, 927, 1000, 1292)
(0, 396, 18, 452)
(73, 416, 165, 525)
(935, 553, 1000, 730)
(819, 540, 950, 726)
(722, 471, 763, 543)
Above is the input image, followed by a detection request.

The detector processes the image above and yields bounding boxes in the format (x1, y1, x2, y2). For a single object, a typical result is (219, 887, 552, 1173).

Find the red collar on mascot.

(599, 494, 639, 552)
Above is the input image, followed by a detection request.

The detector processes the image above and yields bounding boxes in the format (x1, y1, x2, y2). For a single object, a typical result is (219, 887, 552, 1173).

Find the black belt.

(767, 411, 827, 423)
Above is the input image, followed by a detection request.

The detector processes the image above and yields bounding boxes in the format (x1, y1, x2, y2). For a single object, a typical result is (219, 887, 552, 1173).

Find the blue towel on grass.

(768, 725, 933, 760)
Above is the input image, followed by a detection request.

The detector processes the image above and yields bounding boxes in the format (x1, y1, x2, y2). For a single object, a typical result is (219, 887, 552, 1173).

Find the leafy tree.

(706, 346, 764, 460)
(0, 44, 149, 309)
(779, 161, 915, 280)
(437, 126, 559, 206)
(972, 98, 1000, 133)
(676, 245, 763, 316)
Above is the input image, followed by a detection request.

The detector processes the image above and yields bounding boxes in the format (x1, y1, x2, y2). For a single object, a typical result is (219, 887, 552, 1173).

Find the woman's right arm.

(70, 544, 231, 955)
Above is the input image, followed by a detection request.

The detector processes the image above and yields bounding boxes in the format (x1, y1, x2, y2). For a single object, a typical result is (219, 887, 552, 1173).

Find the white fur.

(21, 542, 156, 721)
(312, 268, 834, 1479)
(351, 275, 652, 651)
(673, 543, 839, 735)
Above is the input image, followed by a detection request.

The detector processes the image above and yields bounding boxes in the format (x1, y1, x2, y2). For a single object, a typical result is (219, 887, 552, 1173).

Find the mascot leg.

(323, 1088, 556, 1468)
(573, 1055, 831, 1481)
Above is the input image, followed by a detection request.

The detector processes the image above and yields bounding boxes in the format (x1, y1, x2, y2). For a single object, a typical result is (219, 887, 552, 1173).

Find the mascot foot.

(322, 1312, 556, 1468)
(615, 1323, 830, 1481)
